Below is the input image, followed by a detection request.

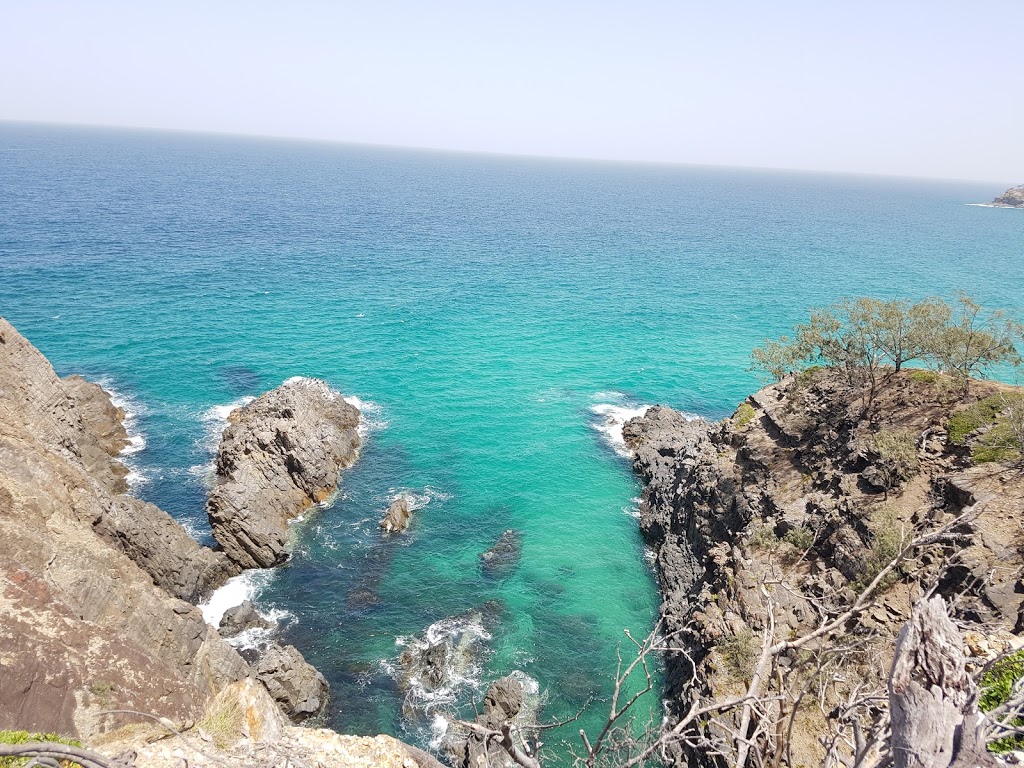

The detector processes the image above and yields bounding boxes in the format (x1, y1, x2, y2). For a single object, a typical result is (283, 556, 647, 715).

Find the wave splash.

(96, 377, 150, 489)
(589, 392, 651, 458)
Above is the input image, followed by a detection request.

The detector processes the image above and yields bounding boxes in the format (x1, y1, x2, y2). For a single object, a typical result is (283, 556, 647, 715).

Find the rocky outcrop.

(380, 496, 411, 533)
(991, 184, 1024, 208)
(255, 643, 329, 723)
(207, 377, 361, 569)
(94, 677, 446, 768)
(627, 368, 1024, 766)
(444, 675, 532, 768)
(219, 600, 273, 637)
(61, 374, 131, 493)
(0, 318, 249, 740)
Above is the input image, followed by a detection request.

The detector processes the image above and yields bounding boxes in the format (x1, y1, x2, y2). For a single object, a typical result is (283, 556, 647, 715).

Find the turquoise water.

(2, 123, 1021, 754)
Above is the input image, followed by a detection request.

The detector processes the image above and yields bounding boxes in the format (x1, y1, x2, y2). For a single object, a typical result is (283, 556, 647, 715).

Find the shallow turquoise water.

(1, 123, 1021, 754)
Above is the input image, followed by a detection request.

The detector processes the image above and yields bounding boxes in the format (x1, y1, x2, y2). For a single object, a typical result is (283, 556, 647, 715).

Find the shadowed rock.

(207, 377, 361, 569)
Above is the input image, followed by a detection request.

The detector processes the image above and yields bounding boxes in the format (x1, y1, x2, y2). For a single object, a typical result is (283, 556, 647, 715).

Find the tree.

(931, 294, 1023, 393)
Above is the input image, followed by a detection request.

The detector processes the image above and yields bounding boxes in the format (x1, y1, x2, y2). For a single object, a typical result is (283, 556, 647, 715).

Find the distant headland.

(972, 183, 1024, 208)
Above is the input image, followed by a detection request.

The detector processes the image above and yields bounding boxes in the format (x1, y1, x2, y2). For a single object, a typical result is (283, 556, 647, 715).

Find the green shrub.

(783, 526, 814, 551)
(907, 369, 940, 384)
(750, 524, 780, 551)
(0, 731, 81, 767)
(852, 509, 903, 592)
(948, 393, 1024, 445)
(870, 429, 920, 486)
(717, 628, 758, 681)
(980, 649, 1024, 753)
(734, 402, 756, 428)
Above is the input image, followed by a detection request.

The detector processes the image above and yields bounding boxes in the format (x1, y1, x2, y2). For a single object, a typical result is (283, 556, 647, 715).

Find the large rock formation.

(255, 644, 330, 723)
(991, 184, 1024, 208)
(0, 318, 248, 739)
(626, 368, 1024, 766)
(207, 377, 361, 569)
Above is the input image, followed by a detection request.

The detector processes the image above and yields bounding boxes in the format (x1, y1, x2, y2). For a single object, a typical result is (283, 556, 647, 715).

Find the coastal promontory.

(991, 184, 1024, 207)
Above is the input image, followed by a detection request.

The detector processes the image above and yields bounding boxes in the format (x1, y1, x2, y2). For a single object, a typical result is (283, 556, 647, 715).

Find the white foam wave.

(590, 402, 651, 458)
(395, 614, 492, 713)
(189, 396, 255, 486)
(96, 378, 150, 489)
(343, 395, 389, 437)
(388, 486, 449, 512)
(198, 569, 280, 628)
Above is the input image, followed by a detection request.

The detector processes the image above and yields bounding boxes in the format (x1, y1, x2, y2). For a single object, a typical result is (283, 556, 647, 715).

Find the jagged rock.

(380, 496, 411, 533)
(444, 674, 536, 768)
(626, 368, 1024, 767)
(480, 529, 522, 577)
(61, 375, 131, 493)
(94, 495, 236, 603)
(991, 184, 1024, 208)
(255, 643, 329, 723)
(218, 600, 272, 637)
(0, 318, 250, 739)
(207, 377, 361, 569)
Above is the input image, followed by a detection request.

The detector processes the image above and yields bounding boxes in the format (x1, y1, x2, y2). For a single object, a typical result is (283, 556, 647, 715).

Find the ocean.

(1, 122, 1020, 755)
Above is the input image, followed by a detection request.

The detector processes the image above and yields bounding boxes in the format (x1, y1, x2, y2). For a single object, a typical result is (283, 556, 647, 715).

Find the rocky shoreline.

(988, 184, 1024, 208)
(0, 318, 434, 768)
(625, 368, 1024, 766)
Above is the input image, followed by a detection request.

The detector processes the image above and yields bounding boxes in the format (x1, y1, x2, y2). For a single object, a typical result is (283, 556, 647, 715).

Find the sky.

(2, 0, 1022, 183)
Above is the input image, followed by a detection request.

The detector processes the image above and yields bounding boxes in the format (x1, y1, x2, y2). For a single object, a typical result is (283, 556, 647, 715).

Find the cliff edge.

(626, 368, 1024, 766)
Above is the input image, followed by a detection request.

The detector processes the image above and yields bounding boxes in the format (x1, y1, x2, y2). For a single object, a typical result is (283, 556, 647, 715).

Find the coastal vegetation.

(750, 294, 1023, 399)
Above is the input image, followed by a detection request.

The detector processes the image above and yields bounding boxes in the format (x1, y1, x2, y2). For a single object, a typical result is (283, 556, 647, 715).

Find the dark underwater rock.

(480, 529, 523, 577)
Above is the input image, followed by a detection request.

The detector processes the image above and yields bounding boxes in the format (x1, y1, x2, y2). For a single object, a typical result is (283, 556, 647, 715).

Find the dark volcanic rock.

(479, 529, 523, 577)
(380, 496, 411, 533)
(255, 643, 329, 723)
(991, 184, 1024, 208)
(207, 377, 361, 569)
(218, 600, 272, 637)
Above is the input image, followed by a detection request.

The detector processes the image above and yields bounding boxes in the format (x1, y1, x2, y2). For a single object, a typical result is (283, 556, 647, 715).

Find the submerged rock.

(380, 495, 411, 533)
(479, 529, 523, 577)
(255, 643, 330, 723)
(207, 377, 361, 569)
(218, 600, 272, 637)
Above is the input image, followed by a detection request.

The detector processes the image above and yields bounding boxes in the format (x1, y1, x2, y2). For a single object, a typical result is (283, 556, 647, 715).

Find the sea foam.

(589, 400, 651, 458)
(97, 378, 150, 489)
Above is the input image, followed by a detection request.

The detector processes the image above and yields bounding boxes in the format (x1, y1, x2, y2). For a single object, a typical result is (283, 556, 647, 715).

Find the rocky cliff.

(0, 318, 248, 739)
(626, 368, 1024, 765)
(207, 377, 361, 569)
(991, 184, 1024, 208)
(0, 319, 441, 768)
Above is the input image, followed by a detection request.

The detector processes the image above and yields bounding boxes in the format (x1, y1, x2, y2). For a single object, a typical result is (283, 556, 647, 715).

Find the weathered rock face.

(627, 369, 1024, 766)
(255, 643, 330, 723)
(61, 374, 131, 493)
(207, 377, 361, 569)
(992, 184, 1024, 208)
(380, 496, 411, 533)
(444, 676, 526, 768)
(0, 318, 250, 739)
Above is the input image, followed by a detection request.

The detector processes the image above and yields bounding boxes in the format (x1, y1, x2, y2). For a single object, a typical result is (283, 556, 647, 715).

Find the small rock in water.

(380, 496, 411, 533)
(218, 600, 272, 637)
(480, 529, 523, 577)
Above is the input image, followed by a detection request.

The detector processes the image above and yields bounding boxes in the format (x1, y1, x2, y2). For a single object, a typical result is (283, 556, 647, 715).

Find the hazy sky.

(2, 0, 1021, 182)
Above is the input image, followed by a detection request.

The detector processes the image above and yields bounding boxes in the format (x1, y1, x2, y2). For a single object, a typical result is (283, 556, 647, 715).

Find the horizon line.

(0, 117, 1016, 188)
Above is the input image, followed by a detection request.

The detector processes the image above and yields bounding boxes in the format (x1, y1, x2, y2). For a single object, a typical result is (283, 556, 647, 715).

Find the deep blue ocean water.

(1, 123, 1020, 755)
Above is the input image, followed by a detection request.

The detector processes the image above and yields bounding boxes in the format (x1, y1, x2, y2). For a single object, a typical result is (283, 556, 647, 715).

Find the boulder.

(218, 600, 272, 637)
(207, 377, 361, 569)
(255, 643, 329, 723)
(380, 496, 411, 533)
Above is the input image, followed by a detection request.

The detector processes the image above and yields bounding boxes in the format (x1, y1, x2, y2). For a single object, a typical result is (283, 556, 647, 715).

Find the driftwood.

(888, 596, 998, 768)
